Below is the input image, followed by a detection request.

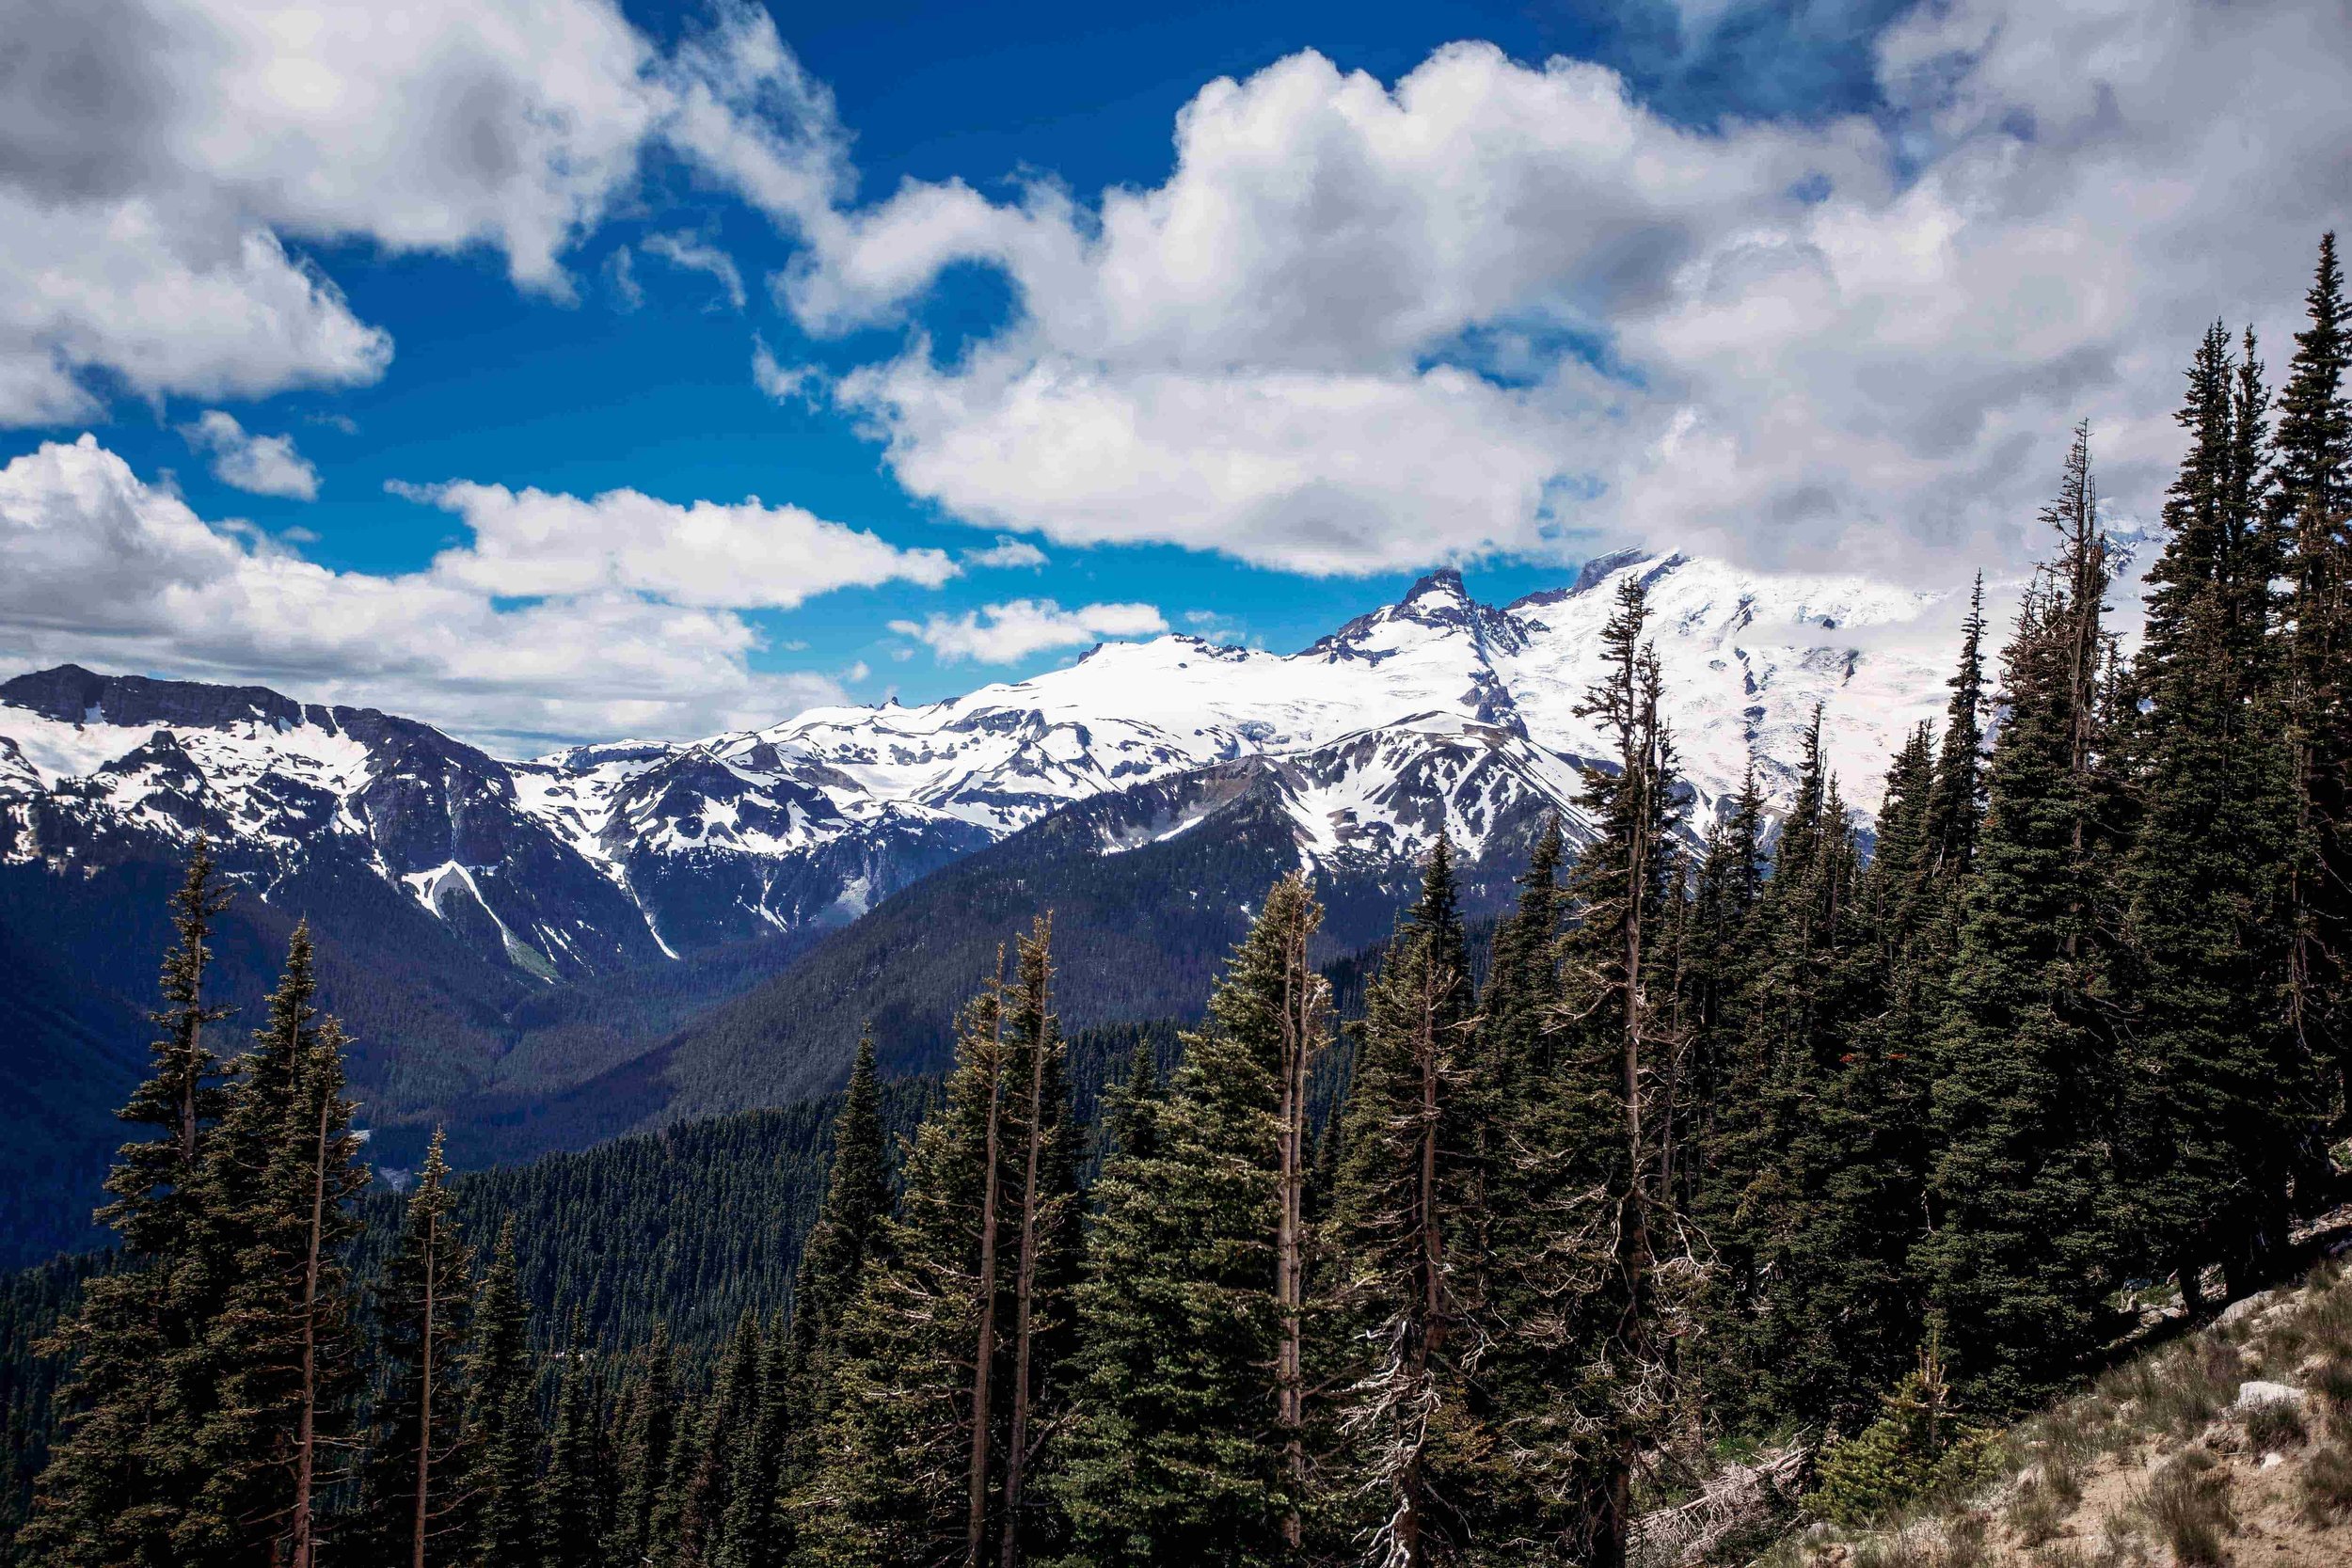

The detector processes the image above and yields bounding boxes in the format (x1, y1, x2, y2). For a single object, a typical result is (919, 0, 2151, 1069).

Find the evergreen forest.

(7, 236, 2352, 1568)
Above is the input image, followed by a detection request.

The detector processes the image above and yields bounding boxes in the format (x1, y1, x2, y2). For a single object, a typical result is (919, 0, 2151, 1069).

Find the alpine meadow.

(5, 1, 2352, 1566)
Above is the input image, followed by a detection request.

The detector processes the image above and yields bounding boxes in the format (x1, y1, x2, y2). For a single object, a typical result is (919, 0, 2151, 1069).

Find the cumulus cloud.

(391, 478, 957, 609)
(0, 0, 846, 423)
(890, 599, 1168, 663)
(0, 436, 882, 749)
(178, 410, 320, 499)
(753, 0, 2352, 582)
(641, 232, 748, 309)
(961, 536, 1048, 569)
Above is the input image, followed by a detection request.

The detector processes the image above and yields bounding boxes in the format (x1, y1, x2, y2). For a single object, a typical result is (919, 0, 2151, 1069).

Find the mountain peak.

(1, 663, 313, 733)
(1399, 565, 1470, 607)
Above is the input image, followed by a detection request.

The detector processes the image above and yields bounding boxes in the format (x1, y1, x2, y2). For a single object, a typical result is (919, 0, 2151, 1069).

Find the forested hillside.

(6, 238, 2350, 1568)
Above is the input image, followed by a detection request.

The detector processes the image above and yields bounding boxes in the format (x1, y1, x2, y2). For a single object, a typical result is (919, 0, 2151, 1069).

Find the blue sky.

(0, 0, 2344, 747)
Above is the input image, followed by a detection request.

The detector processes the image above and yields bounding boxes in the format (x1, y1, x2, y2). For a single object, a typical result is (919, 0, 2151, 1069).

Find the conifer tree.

(22, 840, 235, 1568)
(1327, 839, 1497, 1566)
(1922, 577, 1990, 887)
(803, 931, 1076, 1568)
(1736, 725, 1932, 1431)
(458, 1220, 543, 1568)
(607, 1323, 677, 1568)
(183, 971, 370, 1568)
(1481, 816, 1565, 1087)
(1100, 1033, 1167, 1164)
(360, 1130, 476, 1568)
(711, 1312, 789, 1568)
(771, 1033, 891, 1553)
(1919, 429, 2125, 1412)
(1054, 874, 1329, 1567)
(1502, 576, 1685, 1567)
(539, 1324, 608, 1568)
(2117, 324, 2312, 1305)
(2274, 234, 2352, 1119)
(995, 918, 1081, 1567)
(675, 1311, 763, 1567)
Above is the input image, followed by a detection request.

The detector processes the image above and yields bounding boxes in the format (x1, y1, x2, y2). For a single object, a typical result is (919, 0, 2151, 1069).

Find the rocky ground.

(1772, 1225, 2352, 1568)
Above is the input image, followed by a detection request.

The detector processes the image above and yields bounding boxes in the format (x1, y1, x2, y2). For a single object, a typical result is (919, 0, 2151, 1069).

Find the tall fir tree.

(539, 1322, 609, 1568)
(772, 1032, 892, 1554)
(183, 958, 370, 1568)
(457, 1220, 543, 1568)
(1054, 874, 1330, 1567)
(1919, 428, 2126, 1413)
(1327, 838, 1502, 1566)
(993, 918, 1082, 1567)
(804, 928, 1078, 1568)
(359, 1130, 477, 1568)
(710, 1313, 790, 1568)
(606, 1323, 677, 1568)
(2118, 323, 2312, 1305)
(21, 841, 236, 1568)
(2274, 234, 2352, 1122)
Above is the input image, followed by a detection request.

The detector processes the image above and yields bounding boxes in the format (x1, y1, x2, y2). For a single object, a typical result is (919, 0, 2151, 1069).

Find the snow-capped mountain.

(0, 551, 1961, 978)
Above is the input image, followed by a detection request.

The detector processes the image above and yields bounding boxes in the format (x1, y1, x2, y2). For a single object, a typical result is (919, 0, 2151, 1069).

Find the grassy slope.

(1769, 1231, 2352, 1568)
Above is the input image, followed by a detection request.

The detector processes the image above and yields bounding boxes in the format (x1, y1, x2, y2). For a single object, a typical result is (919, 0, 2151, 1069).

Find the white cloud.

(961, 536, 1048, 569)
(178, 409, 320, 499)
(607, 246, 646, 311)
(391, 478, 957, 610)
(0, 0, 847, 423)
(890, 598, 1168, 663)
(752, 336, 826, 404)
(759, 2, 2352, 581)
(641, 232, 747, 309)
(0, 436, 882, 749)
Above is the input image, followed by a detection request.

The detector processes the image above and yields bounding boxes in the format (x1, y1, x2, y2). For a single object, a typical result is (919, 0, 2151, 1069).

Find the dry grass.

(2247, 1394, 2311, 1450)
(2137, 1450, 2235, 1566)
(1783, 1253, 2352, 1568)
(2300, 1440, 2352, 1526)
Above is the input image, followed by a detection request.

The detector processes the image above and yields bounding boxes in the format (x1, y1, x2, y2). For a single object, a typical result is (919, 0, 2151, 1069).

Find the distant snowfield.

(0, 551, 1993, 969)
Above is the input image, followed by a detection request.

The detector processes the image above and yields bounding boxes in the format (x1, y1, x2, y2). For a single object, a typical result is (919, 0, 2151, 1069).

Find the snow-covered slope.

(0, 552, 1963, 975)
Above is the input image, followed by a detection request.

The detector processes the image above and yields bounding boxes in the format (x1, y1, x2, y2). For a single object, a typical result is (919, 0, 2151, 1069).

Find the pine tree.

(21, 840, 236, 1568)
(2274, 234, 2352, 1121)
(458, 1220, 543, 1568)
(182, 964, 370, 1568)
(994, 918, 1082, 1567)
(539, 1323, 608, 1568)
(675, 1311, 764, 1567)
(1053, 874, 1330, 1567)
(1919, 428, 2125, 1413)
(1495, 576, 1686, 1567)
(2117, 324, 2312, 1305)
(606, 1323, 677, 1568)
(771, 1033, 892, 1556)
(804, 935, 1076, 1568)
(360, 1131, 477, 1568)
(1922, 577, 1991, 886)
(1327, 838, 1499, 1566)
(1736, 727, 1932, 1432)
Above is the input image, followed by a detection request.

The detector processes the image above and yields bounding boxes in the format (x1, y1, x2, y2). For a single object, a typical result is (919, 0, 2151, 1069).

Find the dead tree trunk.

(999, 919, 1056, 1568)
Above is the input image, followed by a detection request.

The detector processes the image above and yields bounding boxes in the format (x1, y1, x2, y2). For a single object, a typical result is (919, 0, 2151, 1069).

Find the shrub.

(2007, 1475, 2069, 1546)
(2243, 1394, 2308, 1450)
(2139, 1452, 2234, 1567)
(2312, 1355, 2352, 1433)
(2299, 1440, 2352, 1527)
(2091, 1518, 2153, 1568)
